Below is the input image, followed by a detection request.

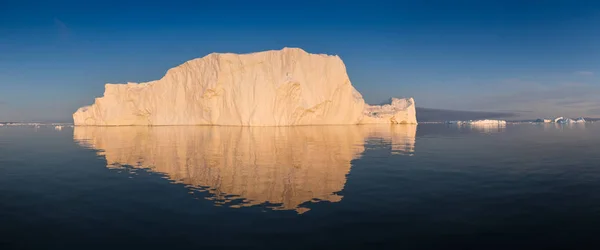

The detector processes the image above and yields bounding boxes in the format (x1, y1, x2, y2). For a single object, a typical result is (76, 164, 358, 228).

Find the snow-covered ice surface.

(73, 48, 417, 126)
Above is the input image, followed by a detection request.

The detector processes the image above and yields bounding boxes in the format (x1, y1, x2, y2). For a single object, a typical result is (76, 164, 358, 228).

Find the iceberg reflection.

(467, 123, 506, 133)
(74, 125, 416, 213)
(449, 123, 506, 134)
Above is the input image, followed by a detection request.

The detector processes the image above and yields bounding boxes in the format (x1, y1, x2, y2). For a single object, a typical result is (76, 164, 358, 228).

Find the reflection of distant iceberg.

(468, 124, 506, 133)
(74, 125, 416, 213)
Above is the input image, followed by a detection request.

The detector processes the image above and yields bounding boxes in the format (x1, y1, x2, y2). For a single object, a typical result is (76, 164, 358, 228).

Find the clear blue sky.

(1, 0, 600, 122)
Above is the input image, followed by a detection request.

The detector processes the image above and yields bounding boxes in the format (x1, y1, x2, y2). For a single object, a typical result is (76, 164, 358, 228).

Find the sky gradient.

(1, 0, 600, 122)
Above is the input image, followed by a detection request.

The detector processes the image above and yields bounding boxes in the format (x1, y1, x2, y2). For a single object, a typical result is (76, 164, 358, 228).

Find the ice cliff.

(73, 48, 417, 126)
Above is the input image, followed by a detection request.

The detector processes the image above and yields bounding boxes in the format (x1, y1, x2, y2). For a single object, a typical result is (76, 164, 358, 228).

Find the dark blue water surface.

(2, 123, 600, 249)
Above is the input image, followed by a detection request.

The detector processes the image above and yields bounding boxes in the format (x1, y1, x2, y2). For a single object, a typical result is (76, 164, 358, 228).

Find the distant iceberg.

(362, 97, 417, 124)
(446, 119, 506, 133)
(554, 117, 586, 124)
(447, 119, 507, 125)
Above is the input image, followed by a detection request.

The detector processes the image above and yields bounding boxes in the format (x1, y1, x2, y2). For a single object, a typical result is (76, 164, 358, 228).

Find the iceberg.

(73, 48, 417, 126)
(554, 117, 586, 124)
(447, 119, 507, 125)
(360, 97, 417, 124)
(446, 119, 507, 133)
(465, 119, 507, 125)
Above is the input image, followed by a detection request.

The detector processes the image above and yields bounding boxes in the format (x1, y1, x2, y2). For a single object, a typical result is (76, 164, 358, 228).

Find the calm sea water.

(2, 123, 600, 249)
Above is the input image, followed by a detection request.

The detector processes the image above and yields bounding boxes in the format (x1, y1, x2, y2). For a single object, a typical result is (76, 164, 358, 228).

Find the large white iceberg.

(73, 48, 417, 126)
